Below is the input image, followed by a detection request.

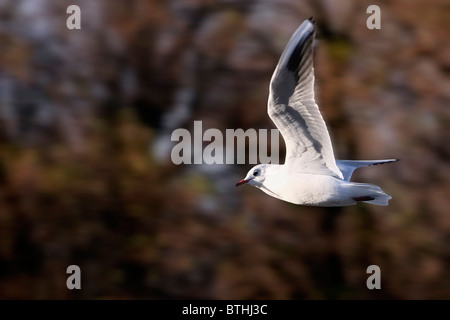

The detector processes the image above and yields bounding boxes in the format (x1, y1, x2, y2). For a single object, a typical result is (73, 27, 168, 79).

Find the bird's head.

(235, 164, 268, 187)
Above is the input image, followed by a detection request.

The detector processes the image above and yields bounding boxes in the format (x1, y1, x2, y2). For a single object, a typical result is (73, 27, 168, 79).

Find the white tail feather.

(349, 182, 392, 206)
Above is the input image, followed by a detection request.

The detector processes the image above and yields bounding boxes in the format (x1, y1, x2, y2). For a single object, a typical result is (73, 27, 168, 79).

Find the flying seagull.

(235, 18, 398, 206)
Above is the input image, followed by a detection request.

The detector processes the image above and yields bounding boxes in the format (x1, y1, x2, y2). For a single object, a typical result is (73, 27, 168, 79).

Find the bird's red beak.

(235, 179, 249, 187)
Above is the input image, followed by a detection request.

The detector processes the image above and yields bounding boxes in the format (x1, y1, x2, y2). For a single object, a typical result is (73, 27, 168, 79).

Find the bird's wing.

(336, 159, 399, 181)
(268, 18, 343, 179)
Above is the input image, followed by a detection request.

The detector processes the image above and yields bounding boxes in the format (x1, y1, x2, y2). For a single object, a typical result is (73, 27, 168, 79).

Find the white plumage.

(235, 18, 398, 207)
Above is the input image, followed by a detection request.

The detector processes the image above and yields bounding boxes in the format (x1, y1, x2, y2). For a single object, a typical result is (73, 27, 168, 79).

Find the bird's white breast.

(260, 172, 348, 206)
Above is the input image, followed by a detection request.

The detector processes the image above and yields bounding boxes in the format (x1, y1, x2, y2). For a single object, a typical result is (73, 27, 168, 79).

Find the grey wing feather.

(268, 18, 343, 179)
(337, 159, 399, 181)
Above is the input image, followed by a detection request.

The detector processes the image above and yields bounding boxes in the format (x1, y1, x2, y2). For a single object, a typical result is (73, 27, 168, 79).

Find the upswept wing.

(268, 18, 343, 179)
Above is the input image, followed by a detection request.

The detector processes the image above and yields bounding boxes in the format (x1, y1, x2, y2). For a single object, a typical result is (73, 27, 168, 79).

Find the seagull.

(235, 18, 398, 206)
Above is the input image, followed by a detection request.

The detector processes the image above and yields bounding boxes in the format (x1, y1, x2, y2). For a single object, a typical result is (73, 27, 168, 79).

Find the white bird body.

(235, 18, 398, 207)
(245, 163, 392, 207)
(258, 167, 345, 206)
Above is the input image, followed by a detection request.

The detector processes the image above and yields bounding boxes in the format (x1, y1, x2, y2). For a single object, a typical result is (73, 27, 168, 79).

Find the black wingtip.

(284, 17, 316, 74)
(370, 159, 400, 167)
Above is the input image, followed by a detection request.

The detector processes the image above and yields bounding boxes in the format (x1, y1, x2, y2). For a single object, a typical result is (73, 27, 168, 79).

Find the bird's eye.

(253, 170, 259, 176)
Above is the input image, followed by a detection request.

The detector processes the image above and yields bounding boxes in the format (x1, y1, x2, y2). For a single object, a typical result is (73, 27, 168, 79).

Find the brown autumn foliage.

(0, 0, 449, 299)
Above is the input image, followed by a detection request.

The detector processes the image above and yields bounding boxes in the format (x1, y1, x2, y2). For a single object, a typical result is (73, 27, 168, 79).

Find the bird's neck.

(264, 164, 283, 176)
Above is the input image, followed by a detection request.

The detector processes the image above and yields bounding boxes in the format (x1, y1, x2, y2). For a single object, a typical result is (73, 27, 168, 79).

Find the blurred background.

(0, 0, 449, 299)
